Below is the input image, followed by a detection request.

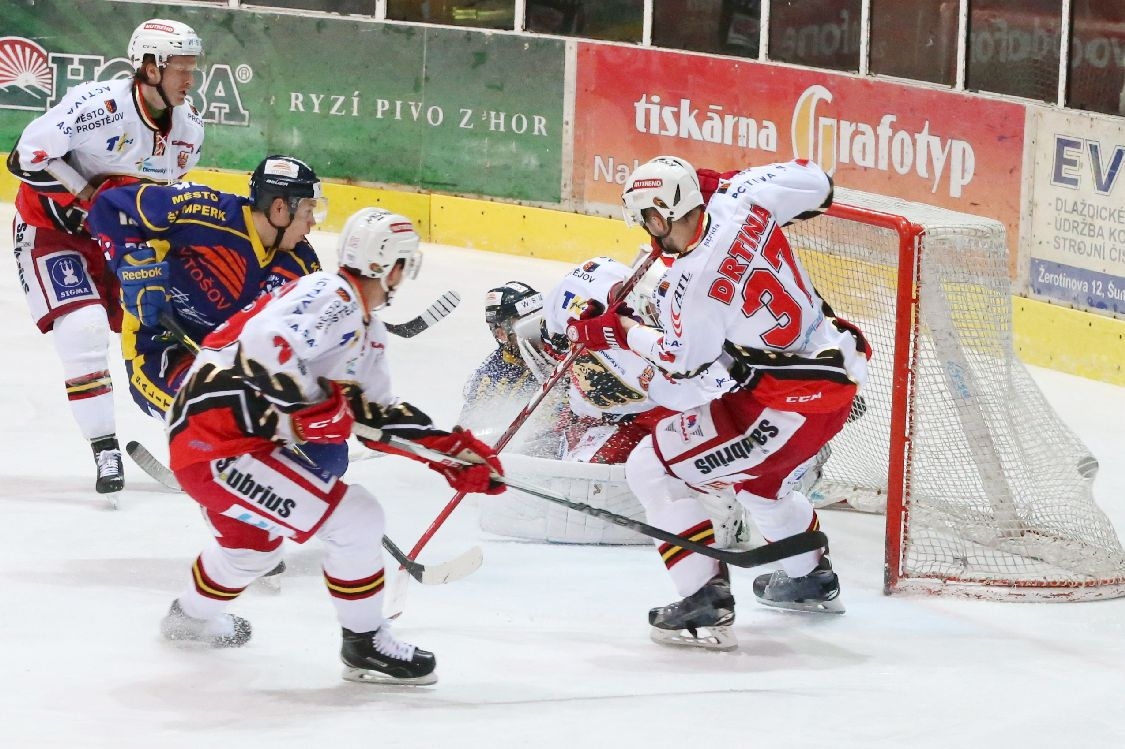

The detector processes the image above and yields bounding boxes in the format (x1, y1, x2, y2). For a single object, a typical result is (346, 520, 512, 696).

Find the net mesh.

(788, 188, 1125, 600)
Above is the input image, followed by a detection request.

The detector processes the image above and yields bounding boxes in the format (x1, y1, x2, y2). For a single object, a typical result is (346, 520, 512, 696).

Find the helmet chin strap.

(377, 277, 396, 309)
(140, 66, 175, 114)
(155, 79, 174, 111)
(265, 204, 294, 250)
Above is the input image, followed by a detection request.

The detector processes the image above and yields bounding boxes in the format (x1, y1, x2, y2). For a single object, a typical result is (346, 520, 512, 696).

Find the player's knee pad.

(736, 488, 815, 538)
(625, 436, 691, 513)
(319, 484, 386, 548)
(203, 543, 283, 580)
(51, 305, 111, 376)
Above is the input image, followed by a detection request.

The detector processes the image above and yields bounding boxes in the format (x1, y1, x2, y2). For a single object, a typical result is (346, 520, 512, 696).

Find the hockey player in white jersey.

(160, 208, 504, 685)
(476, 257, 744, 547)
(7, 19, 204, 497)
(567, 157, 871, 650)
(542, 256, 735, 464)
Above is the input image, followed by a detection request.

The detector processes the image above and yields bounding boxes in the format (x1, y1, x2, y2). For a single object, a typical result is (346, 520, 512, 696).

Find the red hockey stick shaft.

(405, 246, 663, 560)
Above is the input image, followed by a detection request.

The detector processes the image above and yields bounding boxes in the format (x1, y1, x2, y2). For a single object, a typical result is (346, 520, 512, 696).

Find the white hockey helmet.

(128, 19, 203, 68)
(621, 156, 704, 229)
(338, 207, 422, 284)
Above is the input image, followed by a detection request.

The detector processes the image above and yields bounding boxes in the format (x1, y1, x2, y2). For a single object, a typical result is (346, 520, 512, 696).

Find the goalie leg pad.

(480, 453, 648, 544)
(481, 473, 648, 545)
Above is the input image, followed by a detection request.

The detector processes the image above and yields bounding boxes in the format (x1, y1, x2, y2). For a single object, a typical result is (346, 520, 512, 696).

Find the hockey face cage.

(485, 282, 544, 336)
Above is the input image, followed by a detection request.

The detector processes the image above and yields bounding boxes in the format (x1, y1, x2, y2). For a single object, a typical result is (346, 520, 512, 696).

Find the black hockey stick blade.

(385, 290, 461, 338)
(356, 425, 826, 569)
(381, 534, 483, 585)
(504, 475, 826, 568)
(125, 440, 182, 492)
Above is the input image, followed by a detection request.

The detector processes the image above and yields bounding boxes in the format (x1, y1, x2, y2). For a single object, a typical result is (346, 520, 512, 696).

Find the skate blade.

(649, 625, 738, 652)
(342, 666, 438, 686)
(101, 491, 121, 510)
(253, 561, 286, 594)
(254, 575, 282, 594)
(756, 596, 846, 615)
(160, 630, 250, 649)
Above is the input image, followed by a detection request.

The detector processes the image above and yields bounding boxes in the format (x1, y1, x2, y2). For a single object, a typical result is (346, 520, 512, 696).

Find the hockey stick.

(382, 534, 483, 585)
(126, 440, 182, 491)
(356, 424, 826, 568)
(405, 247, 665, 560)
(155, 312, 481, 586)
(384, 290, 461, 338)
(158, 290, 460, 350)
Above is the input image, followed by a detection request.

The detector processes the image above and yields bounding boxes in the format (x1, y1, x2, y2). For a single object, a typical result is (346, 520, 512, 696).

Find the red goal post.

(789, 189, 1125, 601)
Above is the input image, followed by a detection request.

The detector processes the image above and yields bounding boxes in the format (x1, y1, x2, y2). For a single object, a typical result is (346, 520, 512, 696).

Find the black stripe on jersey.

(724, 342, 857, 386)
(168, 389, 257, 438)
(6, 145, 67, 190)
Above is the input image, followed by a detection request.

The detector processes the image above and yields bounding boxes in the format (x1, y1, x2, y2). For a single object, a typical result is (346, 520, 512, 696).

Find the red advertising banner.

(574, 44, 1026, 258)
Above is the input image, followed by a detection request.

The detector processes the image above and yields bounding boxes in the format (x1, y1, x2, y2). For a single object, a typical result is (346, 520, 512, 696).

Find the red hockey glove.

(565, 301, 633, 352)
(417, 428, 506, 495)
(291, 381, 355, 443)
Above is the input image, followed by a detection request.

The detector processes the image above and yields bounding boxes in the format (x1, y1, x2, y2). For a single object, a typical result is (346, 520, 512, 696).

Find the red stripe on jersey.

(658, 520, 715, 569)
(65, 370, 112, 401)
(191, 556, 247, 601)
(324, 570, 386, 601)
(204, 245, 251, 295)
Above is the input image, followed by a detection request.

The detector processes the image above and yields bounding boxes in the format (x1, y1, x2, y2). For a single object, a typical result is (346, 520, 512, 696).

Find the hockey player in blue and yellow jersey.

(88, 155, 325, 419)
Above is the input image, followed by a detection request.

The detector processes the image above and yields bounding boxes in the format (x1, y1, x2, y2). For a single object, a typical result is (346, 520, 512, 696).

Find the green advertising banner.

(0, 0, 565, 202)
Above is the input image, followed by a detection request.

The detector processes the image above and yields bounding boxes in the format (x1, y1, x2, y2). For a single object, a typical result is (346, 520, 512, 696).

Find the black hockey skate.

(752, 556, 845, 614)
(91, 435, 124, 498)
(160, 599, 252, 648)
(648, 569, 737, 651)
(341, 626, 437, 685)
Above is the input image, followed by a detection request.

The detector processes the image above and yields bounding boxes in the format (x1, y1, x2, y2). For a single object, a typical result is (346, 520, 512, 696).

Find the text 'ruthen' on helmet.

(128, 19, 203, 68)
(621, 155, 704, 229)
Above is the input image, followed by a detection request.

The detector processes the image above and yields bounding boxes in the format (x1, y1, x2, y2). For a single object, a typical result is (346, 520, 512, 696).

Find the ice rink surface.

(2, 206, 1124, 748)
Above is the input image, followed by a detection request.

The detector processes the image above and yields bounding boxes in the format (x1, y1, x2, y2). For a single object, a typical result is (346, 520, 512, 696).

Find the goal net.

(788, 188, 1125, 601)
